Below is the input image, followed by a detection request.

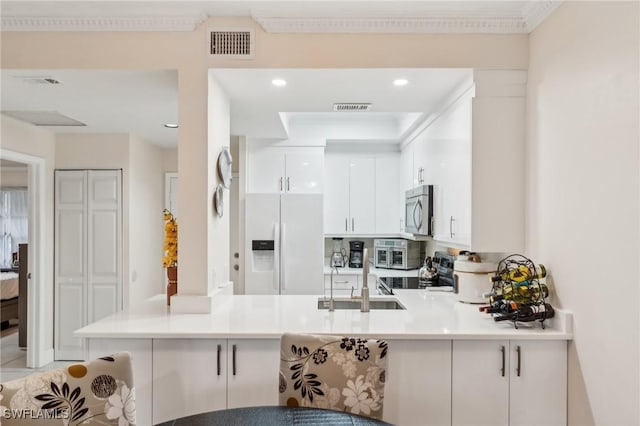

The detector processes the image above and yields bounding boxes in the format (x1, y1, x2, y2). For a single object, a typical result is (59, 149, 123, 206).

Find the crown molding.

(0, 1, 562, 33)
(0, 15, 206, 32)
(254, 1, 563, 34)
(254, 17, 528, 34)
(523, 1, 564, 32)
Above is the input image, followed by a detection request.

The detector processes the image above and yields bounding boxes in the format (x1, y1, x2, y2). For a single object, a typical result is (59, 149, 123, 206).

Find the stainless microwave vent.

(333, 103, 372, 112)
(209, 28, 254, 59)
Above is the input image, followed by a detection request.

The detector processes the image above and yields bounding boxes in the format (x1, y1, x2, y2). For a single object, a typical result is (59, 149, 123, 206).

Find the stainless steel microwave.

(405, 185, 433, 236)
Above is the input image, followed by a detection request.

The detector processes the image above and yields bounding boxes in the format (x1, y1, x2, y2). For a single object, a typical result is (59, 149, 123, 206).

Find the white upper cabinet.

(324, 154, 375, 235)
(423, 90, 472, 246)
(348, 158, 376, 234)
(282, 149, 324, 193)
(401, 70, 526, 252)
(248, 145, 323, 194)
(324, 153, 401, 236)
(324, 155, 351, 234)
(375, 155, 402, 234)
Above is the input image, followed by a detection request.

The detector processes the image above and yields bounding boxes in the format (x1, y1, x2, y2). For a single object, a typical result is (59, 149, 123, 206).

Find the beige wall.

(527, 2, 640, 425)
(0, 115, 56, 360)
(206, 74, 231, 293)
(1, 19, 529, 297)
(161, 148, 178, 173)
(1, 168, 28, 187)
(207, 17, 529, 68)
(128, 135, 166, 305)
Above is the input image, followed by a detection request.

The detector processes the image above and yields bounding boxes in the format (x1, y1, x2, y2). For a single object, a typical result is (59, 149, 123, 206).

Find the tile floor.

(1, 329, 72, 382)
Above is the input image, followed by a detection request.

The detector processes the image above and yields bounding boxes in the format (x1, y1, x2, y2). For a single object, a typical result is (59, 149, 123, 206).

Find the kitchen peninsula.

(75, 290, 572, 426)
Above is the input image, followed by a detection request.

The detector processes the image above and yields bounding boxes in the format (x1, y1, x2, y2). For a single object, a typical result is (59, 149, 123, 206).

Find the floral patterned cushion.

(0, 352, 135, 425)
(279, 333, 388, 420)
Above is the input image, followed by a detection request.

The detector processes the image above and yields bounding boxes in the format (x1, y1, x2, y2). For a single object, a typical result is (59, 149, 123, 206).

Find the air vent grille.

(16, 76, 61, 85)
(210, 28, 254, 58)
(333, 103, 372, 112)
(2, 111, 86, 127)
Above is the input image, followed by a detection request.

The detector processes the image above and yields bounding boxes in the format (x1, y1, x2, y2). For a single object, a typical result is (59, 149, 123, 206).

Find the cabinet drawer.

(324, 274, 359, 290)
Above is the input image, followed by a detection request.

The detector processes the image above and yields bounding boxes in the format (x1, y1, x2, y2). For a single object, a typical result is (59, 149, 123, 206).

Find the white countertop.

(75, 291, 572, 340)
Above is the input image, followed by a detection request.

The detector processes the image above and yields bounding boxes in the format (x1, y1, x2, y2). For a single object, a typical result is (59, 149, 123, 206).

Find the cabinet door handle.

(450, 216, 455, 238)
(516, 345, 521, 377)
(232, 344, 237, 376)
(279, 177, 283, 192)
(430, 216, 435, 236)
(334, 280, 349, 284)
(500, 345, 506, 377)
(351, 218, 355, 232)
(217, 344, 221, 376)
(287, 177, 290, 191)
(345, 218, 348, 232)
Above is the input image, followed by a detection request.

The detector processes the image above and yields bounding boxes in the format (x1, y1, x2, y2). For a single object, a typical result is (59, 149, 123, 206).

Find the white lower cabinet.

(152, 339, 279, 423)
(384, 340, 452, 426)
(88, 336, 566, 426)
(322, 273, 377, 298)
(509, 340, 567, 426)
(152, 339, 227, 424)
(227, 339, 281, 408)
(452, 340, 567, 426)
(452, 340, 509, 426)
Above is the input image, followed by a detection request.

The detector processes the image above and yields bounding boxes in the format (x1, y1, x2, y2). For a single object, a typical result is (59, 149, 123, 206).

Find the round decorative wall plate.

(217, 147, 233, 189)
(213, 184, 224, 217)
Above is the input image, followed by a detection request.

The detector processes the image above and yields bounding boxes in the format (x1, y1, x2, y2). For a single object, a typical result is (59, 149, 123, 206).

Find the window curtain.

(0, 189, 28, 268)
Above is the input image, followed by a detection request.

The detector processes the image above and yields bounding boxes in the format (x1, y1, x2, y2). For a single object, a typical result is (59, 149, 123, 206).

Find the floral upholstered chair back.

(279, 333, 388, 420)
(0, 352, 135, 425)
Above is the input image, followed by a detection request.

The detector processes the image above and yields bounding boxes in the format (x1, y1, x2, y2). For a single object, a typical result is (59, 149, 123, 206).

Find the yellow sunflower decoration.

(162, 209, 178, 268)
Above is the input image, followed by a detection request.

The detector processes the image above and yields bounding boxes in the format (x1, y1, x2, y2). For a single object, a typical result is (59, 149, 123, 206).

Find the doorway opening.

(0, 149, 49, 372)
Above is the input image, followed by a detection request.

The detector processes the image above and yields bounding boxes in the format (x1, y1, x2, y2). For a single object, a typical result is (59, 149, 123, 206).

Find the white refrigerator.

(245, 193, 324, 295)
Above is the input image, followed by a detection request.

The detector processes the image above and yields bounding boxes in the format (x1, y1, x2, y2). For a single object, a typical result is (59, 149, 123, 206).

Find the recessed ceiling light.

(393, 79, 409, 86)
(272, 79, 287, 87)
(164, 123, 179, 128)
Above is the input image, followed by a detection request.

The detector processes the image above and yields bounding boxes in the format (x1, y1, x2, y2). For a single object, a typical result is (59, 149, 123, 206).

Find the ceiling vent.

(209, 28, 254, 59)
(333, 103, 372, 112)
(2, 111, 86, 127)
(16, 76, 61, 85)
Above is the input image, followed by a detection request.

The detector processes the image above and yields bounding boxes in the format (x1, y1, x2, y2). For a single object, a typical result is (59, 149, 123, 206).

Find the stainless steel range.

(376, 251, 455, 295)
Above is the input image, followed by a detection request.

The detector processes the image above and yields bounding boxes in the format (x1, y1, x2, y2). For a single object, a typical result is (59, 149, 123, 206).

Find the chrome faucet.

(360, 248, 370, 312)
(328, 266, 338, 312)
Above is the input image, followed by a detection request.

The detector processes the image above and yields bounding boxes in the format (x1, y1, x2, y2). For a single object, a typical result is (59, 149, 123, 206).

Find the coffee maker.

(330, 238, 348, 268)
(349, 241, 365, 268)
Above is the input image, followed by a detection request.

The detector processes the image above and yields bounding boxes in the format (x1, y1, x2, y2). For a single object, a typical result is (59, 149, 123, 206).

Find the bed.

(0, 271, 20, 322)
(1, 244, 27, 347)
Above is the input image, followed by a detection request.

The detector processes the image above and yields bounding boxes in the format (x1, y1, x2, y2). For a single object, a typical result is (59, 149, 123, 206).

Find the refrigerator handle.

(280, 223, 286, 292)
(274, 223, 280, 293)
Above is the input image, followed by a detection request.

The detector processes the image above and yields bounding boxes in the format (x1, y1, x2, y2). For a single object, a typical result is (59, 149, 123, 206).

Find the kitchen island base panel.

(86, 337, 567, 426)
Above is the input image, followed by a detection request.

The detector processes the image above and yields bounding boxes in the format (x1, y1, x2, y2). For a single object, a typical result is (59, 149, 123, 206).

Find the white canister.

(453, 260, 497, 304)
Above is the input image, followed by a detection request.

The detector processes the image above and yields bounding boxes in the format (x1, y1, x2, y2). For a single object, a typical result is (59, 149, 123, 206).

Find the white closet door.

(55, 170, 122, 361)
(87, 171, 122, 323)
(55, 171, 88, 360)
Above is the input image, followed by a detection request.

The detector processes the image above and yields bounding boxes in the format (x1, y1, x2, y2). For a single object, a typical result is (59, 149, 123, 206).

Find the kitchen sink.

(317, 298, 406, 310)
